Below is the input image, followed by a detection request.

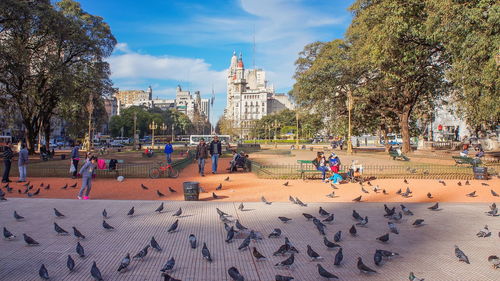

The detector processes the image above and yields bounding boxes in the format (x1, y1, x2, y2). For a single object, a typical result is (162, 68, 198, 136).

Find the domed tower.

(147, 85, 152, 100)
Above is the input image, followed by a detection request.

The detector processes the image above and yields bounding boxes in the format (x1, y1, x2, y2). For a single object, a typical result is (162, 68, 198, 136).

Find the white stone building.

(224, 52, 294, 138)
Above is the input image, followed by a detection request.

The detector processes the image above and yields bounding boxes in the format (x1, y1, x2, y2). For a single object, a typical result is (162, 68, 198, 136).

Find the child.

(329, 172, 343, 184)
(77, 156, 97, 200)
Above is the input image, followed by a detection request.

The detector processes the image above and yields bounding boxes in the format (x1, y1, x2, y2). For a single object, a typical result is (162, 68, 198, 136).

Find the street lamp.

(272, 120, 281, 149)
(149, 120, 158, 150)
(295, 111, 300, 147)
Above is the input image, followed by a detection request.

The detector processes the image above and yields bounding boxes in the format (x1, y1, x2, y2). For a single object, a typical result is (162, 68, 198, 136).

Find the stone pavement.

(0, 198, 498, 281)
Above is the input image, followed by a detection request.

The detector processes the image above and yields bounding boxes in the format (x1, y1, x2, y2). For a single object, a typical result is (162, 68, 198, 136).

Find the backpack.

(108, 159, 118, 170)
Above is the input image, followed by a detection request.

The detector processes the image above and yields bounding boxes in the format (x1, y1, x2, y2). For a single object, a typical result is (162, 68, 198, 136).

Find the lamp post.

(133, 112, 137, 150)
(295, 111, 299, 147)
(160, 123, 168, 145)
(149, 120, 158, 150)
(347, 90, 353, 155)
(273, 120, 281, 149)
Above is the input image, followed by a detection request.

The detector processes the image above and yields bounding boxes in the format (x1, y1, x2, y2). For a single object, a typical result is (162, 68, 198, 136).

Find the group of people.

(2, 141, 28, 183)
(311, 151, 362, 184)
(193, 136, 223, 176)
(70, 141, 98, 200)
(460, 143, 484, 158)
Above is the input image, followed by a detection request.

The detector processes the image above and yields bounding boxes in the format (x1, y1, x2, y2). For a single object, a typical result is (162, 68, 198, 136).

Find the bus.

(189, 135, 231, 145)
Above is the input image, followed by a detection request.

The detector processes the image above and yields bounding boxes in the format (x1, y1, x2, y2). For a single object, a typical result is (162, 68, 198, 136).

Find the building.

(115, 86, 152, 109)
(224, 52, 294, 138)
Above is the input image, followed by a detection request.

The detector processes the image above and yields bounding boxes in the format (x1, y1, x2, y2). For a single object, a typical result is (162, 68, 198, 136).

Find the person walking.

(195, 138, 208, 177)
(2, 141, 14, 183)
(164, 140, 174, 164)
(209, 135, 222, 174)
(77, 156, 97, 200)
(70, 141, 81, 179)
(17, 143, 28, 182)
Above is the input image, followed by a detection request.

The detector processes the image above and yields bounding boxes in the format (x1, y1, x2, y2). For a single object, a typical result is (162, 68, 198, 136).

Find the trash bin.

(61, 154, 66, 160)
(473, 167, 488, 180)
(183, 181, 200, 201)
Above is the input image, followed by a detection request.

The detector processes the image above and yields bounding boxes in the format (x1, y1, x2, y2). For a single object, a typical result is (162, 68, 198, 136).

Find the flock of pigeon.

(1, 177, 499, 280)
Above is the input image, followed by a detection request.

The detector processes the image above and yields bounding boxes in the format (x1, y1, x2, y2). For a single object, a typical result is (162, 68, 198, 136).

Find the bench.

(99, 159, 125, 176)
(389, 151, 410, 161)
(452, 156, 481, 166)
(297, 160, 345, 180)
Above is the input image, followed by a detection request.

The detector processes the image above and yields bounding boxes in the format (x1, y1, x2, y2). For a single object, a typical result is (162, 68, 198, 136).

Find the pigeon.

(374, 250, 384, 266)
(216, 208, 229, 217)
(273, 244, 290, 256)
(357, 257, 377, 273)
(224, 176, 230, 181)
(76, 241, 85, 257)
(349, 225, 357, 236)
(372, 185, 381, 193)
(356, 216, 369, 227)
(151, 236, 162, 251)
(275, 275, 294, 281)
(481, 183, 489, 186)
(322, 214, 334, 223)
(102, 209, 108, 218)
(307, 245, 323, 260)
(361, 186, 369, 194)
(317, 263, 339, 279)
(133, 245, 150, 260)
(157, 190, 165, 197)
(428, 202, 439, 210)
(476, 225, 491, 238)
(491, 190, 499, 197)
(409, 272, 425, 281)
(235, 220, 247, 230)
(54, 208, 65, 218)
(488, 255, 500, 269)
(289, 196, 297, 204)
(155, 203, 165, 213)
(23, 233, 39, 245)
(454, 245, 470, 264)
(225, 226, 236, 243)
(212, 192, 219, 199)
(458, 181, 462, 186)
(202, 242, 212, 262)
(189, 234, 197, 248)
(23, 181, 31, 187)
(275, 253, 295, 268)
(160, 257, 175, 272)
(268, 228, 282, 238)
(172, 207, 182, 216)
(295, 197, 307, 207)
(390, 212, 403, 222)
(465, 180, 470, 185)
(401, 204, 413, 215)
(67, 255, 75, 271)
(388, 222, 399, 234)
(412, 219, 425, 226)
(253, 247, 267, 261)
(377, 249, 399, 258)
(315, 221, 326, 236)
(352, 195, 362, 202)
(219, 214, 232, 223)
(319, 207, 330, 217)
(91, 261, 104, 281)
(162, 273, 181, 281)
(141, 184, 149, 190)
(396, 188, 402, 195)
(117, 253, 131, 272)
(352, 210, 363, 221)
(323, 237, 341, 249)
(238, 203, 244, 211)
(486, 207, 498, 216)
(61, 184, 68, 189)
(127, 207, 135, 216)
(54, 222, 69, 235)
(326, 192, 336, 198)
(333, 231, 342, 242)
(261, 196, 271, 205)
(438, 180, 446, 186)
(168, 187, 176, 193)
(331, 183, 339, 189)
(39, 264, 49, 280)
(427, 192, 432, 199)
(13, 210, 24, 220)
(303, 213, 314, 220)
(376, 233, 389, 243)
(278, 216, 292, 223)
(44, 184, 50, 190)
(238, 235, 251, 251)
(283, 181, 289, 186)
(3, 227, 15, 240)
(404, 178, 408, 184)
(168, 220, 179, 233)
(72, 227, 85, 239)
(228, 266, 244, 281)
(466, 191, 477, 197)
(216, 183, 222, 190)
(32, 188, 40, 196)
(334, 248, 343, 265)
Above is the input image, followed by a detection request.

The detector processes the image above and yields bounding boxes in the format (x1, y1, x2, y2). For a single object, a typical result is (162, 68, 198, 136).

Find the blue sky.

(77, 0, 353, 124)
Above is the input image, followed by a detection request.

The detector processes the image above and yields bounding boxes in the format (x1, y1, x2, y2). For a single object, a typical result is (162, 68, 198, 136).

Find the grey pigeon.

(376, 233, 389, 243)
(127, 206, 135, 216)
(54, 222, 69, 235)
(39, 264, 49, 280)
(388, 222, 399, 234)
(295, 197, 307, 207)
(156, 203, 165, 213)
(160, 257, 175, 272)
(307, 245, 323, 260)
(275, 253, 295, 268)
(212, 192, 219, 199)
(141, 184, 149, 190)
(334, 248, 343, 265)
(238, 235, 251, 251)
(361, 186, 369, 194)
(14, 210, 24, 220)
(172, 207, 182, 216)
(54, 208, 65, 218)
(409, 272, 425, 281)
(216, 208, 229, 216)
(413, 219, 425, 226)
(278, 216, 291, 223)
(357, 257, 377, 273)
(273, 244, 289, 256)
(465, 191, 477, 197)
(151, 236, 162, 251)
(323, 237, 341, 249)
(302, 213, 314, 220)
(162, 273, 181, 281)
(167, 219, 179, 233)
(226, 226, 235, 243)
(72, 227, 85, 239)
(157, 190, 165, 197)
(352, 210, 363, 221)
(23, 233, 39, 245)
(261, 196, 272, 205)
(117, 253, 130, 272)
(67, 255, 75, 271)
(289, 196, 296, 204)
(349, 225, 357, 236)
(326, 192, 336, 198)
(189, 234, 197, 248)
(252, 247, 267, 261)
(91, 261, 103, 281)
(235, 220, 247, 230)
(283, 181, 289, 186)
(374, 250, 383, 266)
(102, 209, 108, 218)
(216, 183, 222, 190)
(61, 184, 68, 189)
(168, 187, 176, 193)
(454, 245, 470, 264)
(333, 231, 342, 242)
(356, 216, 368, 226)
(228, 266, 244, 281)
(3, 227, 15, 240)
(476, 225, 491, 238)
(202, 242, 212, 262)
(323, 214, 335, 223)
(377, 249, 399, 258)
(319, 207, 329, 216)
(487, 255, 499, 269)
(275, 275, 294, 281)
(102, 220, 114, 230)
(268, 228, 282, 238)
(133, 245, 150, 260)
(224, 176, 230, 181)
(238, 202, 244, 211)
(70, 183, 77, 188)
(317, 263, 339, 279)
(352, 195, 362, 202)
(76, 242, 85, 257)
(491, 190, 499, 197)
(401, 204, 413, 215)
(428, 202, 439, 210)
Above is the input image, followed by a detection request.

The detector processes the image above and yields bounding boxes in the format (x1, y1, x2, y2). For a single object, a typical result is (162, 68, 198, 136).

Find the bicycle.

(149, 161, 179, 179)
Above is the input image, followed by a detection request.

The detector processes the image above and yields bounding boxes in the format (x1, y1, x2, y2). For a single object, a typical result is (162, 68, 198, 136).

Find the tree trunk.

(24, 125, 37, 155)
(399, 109, 411, 153)
(44, 121, 51, 152)
(381, 125, 390, 152)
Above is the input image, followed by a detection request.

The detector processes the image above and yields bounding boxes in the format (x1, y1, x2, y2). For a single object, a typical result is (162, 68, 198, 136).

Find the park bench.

(98, 159, 125, 177)
(389, 150, 410, 161)
(296, 160, 345, 180)
(452, 156, 481, 166)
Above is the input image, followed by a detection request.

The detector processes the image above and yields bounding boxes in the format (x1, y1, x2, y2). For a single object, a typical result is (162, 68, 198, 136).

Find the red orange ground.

(3, 158, 499, 203)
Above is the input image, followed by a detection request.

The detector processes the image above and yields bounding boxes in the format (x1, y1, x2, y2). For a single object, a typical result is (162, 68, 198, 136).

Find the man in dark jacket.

(195, 138, 208, 176)
(209, 135, 222, 174)
(70, 141, 81, 179)
(2, 141, 14, 183)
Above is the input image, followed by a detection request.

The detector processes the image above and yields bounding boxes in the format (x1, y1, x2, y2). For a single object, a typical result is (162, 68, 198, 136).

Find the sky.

(77, 0, 354, 125)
